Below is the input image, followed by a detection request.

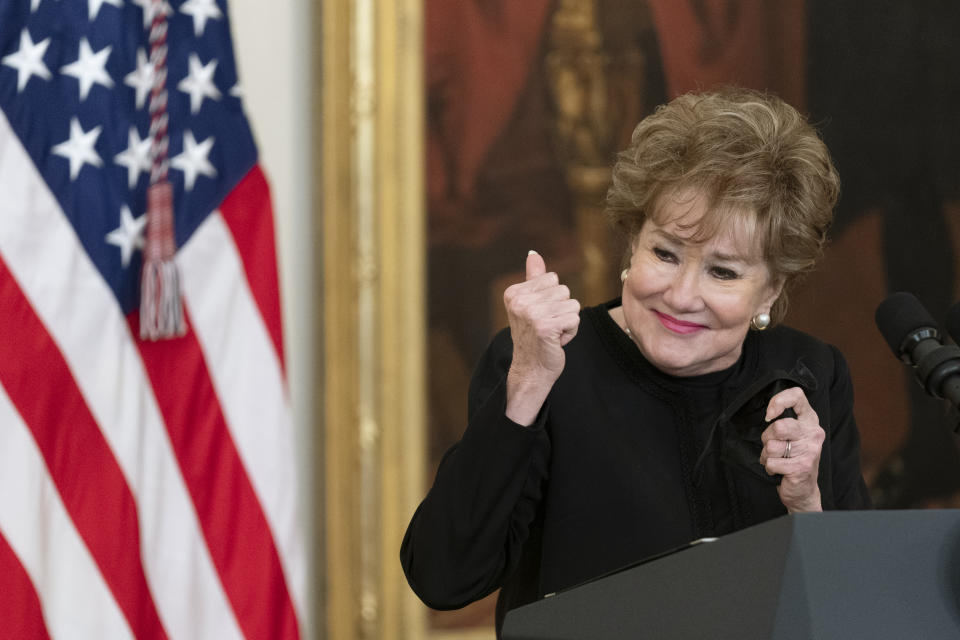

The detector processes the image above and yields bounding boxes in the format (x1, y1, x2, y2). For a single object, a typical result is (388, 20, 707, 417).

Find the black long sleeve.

(400, 301, 873, 627)
(825, 345, 872, 510)
(400, 329, 550, 609)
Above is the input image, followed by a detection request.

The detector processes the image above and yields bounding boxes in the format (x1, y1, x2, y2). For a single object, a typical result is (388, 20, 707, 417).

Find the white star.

(124, 48, 154, 110)
(105, 205, 146, 268)
(180, 0, 223, 37)
(88, 0, 122, 20)
(177, 53, 220, 114)
(130, 0, 172, 29)
(114, 126, 153, 189)
(52, 117, 103, 180)
(61, 38, 114, 101)
(2, 29, 52, 93)
(171, 131, 216, 191)
(229, 82, 242, 98)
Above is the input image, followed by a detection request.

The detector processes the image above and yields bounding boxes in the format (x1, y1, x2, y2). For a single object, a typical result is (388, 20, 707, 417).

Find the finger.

(538, 297, 580, 317)
(762, 416, 826, 450)
(762, 455, 806, 477)
(503, 274, 561, 309)
(759, 438, 792, 464)
(559, 316, 581, 346)
(559, 326, 579, 346)
(538, 309, 581, 335)
(760, 417, 801, 444)
(526, 250, 547, 282)
(506, 291, 577, 324)
(528, 282, 572, 303)
(764, 387, 809, 421)
(522, 314, 579, 348)
(515, 270, 560, 294)
(514, 300, 580, 330)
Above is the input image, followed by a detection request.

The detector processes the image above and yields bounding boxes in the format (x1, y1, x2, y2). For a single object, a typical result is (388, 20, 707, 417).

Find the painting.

(422, 0, 960, 632)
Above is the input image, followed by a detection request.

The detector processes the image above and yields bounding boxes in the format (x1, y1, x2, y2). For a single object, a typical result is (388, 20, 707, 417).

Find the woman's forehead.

(646, 190, 763, 259)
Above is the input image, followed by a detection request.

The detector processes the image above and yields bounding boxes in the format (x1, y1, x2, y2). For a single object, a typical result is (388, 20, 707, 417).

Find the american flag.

(0, 0, 304, 637)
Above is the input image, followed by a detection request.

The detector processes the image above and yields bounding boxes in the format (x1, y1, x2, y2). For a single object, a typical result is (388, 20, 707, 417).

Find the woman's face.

(621, 192, 781, 377)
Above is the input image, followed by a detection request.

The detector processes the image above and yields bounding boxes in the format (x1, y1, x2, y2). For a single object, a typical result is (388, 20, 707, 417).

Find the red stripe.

(0, 257, 168, 640)
(130, 307, 299, 640)
(0, 530, 51, 640)
(219, 165, 286, 373)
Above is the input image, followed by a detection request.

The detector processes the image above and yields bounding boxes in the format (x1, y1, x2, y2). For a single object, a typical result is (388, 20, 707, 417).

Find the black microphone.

(947, 301, 960, 347)
(875, 292, 960, 427)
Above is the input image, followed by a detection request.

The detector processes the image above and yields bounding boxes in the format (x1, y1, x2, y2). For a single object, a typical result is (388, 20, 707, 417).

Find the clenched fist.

(503, 251, 581, 426)
(758, 387, 825, 513)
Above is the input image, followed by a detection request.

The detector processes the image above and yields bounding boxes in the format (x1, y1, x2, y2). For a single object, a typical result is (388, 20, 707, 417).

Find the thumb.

(526, 250, 547, 281)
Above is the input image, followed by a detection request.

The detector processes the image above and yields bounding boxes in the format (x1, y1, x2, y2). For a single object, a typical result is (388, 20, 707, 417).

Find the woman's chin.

(643, 342, 736, 377)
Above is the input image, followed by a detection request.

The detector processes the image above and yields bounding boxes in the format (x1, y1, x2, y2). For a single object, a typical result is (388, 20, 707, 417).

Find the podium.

(502, 511, 960, 639)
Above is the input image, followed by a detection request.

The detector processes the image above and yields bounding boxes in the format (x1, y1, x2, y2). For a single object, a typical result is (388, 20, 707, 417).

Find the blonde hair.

(606, 87, 840, 324)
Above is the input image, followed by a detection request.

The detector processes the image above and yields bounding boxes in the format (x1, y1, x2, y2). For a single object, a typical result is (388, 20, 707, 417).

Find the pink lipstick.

(654, 310, 707, 335)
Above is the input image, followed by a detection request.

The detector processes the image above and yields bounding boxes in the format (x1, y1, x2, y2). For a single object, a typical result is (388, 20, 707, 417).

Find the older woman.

(401, 88, 871, 634)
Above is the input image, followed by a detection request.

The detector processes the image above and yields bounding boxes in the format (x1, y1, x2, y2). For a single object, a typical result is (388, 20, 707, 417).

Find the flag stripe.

(180, 207, 306, 618)
(0, 530, 52, 640)
(131, 305, 299, 640)
(0, 256, 168, 640)
(1, 109, 251, 640)
(0, 378, 133, 640)
(219, 164, 286, 374)
(1, 3, 303, 637)
(0, 110, 245, 640)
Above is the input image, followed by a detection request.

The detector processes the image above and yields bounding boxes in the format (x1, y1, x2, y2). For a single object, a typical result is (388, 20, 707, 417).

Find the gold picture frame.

(320, 0, 465, 638)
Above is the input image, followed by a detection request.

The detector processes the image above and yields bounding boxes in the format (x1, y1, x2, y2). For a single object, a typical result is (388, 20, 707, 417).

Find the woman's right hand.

(503, 251, 581, 425)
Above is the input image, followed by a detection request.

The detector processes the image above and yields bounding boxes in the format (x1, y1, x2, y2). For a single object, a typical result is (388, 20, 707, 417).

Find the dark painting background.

(425, 0, 960, 630)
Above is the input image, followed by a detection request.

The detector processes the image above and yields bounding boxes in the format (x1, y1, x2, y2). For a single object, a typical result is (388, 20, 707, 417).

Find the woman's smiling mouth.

(653, 310, 708, 335)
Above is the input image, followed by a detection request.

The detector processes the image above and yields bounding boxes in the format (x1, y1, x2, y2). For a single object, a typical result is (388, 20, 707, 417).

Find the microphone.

(947, 301, 960, 347)
(875, 292, 960, 425)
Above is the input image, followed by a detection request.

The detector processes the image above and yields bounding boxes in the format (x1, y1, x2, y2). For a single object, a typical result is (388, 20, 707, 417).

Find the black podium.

(502, 510, 960, 639)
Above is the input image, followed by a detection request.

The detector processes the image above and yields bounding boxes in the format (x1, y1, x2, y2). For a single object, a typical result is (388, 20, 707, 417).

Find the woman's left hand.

(758, 387, 824, 512)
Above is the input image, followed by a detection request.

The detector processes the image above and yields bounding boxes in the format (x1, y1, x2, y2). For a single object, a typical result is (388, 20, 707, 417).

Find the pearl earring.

(750, 312, 771, 331)
(620, 268, 629, 283)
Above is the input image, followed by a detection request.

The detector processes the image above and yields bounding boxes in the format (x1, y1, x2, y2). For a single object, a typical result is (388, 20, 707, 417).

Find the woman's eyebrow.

(710, 250, 750, 263)
(650, 228, 684, 244)
(653, 228, 753, 263)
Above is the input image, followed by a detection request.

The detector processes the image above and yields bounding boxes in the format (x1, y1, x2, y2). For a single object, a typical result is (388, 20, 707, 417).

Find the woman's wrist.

(785, 489, 823, 514)
(505, 366, 555, 426)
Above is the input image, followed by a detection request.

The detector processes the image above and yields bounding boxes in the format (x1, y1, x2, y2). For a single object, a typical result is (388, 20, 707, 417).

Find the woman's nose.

(662, 265, 702, 312)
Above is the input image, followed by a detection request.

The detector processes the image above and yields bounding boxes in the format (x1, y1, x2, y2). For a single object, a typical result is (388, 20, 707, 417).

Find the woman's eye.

(710, 266, 739, 280)
(653, 247, 676, 263)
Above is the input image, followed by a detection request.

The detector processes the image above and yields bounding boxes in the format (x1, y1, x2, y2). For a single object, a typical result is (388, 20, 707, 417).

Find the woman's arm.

(825, 345, 872, 509)
(400, 330, 551, 608)
(401, 251, 579, 608)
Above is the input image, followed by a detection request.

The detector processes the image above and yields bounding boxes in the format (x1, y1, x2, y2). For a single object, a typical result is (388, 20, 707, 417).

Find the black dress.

(401, 299, 871, 634)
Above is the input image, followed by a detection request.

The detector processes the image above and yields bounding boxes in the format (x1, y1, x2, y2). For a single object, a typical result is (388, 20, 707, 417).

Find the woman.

(401, 88, 871, 634)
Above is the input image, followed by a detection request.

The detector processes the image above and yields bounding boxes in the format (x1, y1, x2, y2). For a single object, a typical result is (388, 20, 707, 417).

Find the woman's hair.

(606, 87, 840, 324)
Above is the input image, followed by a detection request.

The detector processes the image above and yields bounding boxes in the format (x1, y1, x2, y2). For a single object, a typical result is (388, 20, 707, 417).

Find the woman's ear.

(623, 234, 640, 270)
(762, 275, 785, 312)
